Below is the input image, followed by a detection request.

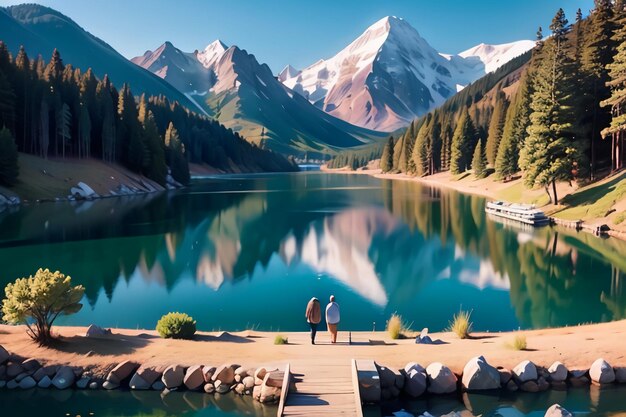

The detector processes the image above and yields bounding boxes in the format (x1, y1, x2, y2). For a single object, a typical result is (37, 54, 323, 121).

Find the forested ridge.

(0, 42, 297, 189)
(330, 1, 626, 204)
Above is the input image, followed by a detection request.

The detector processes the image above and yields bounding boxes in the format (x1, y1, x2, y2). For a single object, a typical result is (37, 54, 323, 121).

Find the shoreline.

(1, 320, 625, 379)
(321, 165, 626, 241)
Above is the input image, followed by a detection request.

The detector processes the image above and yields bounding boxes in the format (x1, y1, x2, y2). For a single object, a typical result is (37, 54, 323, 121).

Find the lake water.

(0, 388, 277, 417)
(0, 172, 625, 332)
(366, 385, 626, 416)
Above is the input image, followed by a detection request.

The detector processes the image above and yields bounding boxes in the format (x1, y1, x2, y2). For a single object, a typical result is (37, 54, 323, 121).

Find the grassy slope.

(0, 153, 164, 202)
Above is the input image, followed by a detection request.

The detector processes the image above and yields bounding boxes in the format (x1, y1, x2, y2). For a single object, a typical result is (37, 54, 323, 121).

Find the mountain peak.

(197, 39, 228, 68)
(278, 64, 300, 82)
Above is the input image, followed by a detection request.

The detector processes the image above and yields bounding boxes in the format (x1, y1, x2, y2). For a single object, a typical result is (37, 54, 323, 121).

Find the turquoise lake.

(0, 172, 624, 332)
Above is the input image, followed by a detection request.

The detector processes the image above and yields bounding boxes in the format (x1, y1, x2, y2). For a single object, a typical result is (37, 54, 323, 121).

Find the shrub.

(274, 334, 288, 345)
(2, 268, 84, 345)
(447, 309, 473, 339)
(387, 313, 409, 339)
(508, 333, 527, 350)
(156, 312, 196, 339)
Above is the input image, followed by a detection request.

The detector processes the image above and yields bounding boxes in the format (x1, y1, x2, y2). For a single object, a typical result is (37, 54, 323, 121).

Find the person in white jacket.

(325, 295, 340, 343)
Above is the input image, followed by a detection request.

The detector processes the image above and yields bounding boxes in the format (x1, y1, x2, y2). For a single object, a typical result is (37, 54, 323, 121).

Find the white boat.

(485, 201, 551, 226)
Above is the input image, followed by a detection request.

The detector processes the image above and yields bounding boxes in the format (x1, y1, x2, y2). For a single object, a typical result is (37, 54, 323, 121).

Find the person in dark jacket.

(305, 297, 321, 344)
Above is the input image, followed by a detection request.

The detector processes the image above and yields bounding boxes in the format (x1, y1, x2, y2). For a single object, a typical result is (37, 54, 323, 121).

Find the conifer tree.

(412, 114, 432, 176)
(450, 108, 477, 174)
(485, 92, 508, 165)
(472, 140, 488, 178)
(380, 136, 394, 172)
(520, 9, 578, 204)
(601, 9, 626, 170)
(165, 122, 190, 185)
(496, 71, 534, 180)
(580, 0, 615, 179)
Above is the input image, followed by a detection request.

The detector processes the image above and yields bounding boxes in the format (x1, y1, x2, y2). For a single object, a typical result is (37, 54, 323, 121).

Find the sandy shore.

(1, 320, 625, 378)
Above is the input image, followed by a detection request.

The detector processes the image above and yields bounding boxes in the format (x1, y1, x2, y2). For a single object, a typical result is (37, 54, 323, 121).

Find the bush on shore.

(387, 313, 410, 339)
(274, 334, 288, 345)
(447, 309, 473, 339)
(156, 312, 196, 339)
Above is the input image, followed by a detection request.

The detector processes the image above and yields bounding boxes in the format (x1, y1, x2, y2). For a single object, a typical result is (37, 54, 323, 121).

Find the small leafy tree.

(2, 269, 84, 345)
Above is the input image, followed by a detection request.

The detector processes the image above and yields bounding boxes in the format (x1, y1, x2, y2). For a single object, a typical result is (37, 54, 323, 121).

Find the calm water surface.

(0, 172, 624, 331)
(0, 388, 276, 417)
(366, 385, 626, 416)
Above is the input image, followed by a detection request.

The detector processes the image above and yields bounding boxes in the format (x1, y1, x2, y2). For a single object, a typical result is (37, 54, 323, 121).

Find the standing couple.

(305, 295, 340, 344)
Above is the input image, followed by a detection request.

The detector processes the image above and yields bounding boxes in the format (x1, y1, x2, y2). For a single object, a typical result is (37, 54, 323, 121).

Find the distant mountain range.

(132, 40, 386, 155)
(0, 4, 201, 113)
(279, 16, 534, 131)
(0, 5, 533, 155)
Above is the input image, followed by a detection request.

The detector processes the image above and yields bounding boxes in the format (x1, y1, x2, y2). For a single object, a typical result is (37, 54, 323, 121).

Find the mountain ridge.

(279, 16, 533, 131)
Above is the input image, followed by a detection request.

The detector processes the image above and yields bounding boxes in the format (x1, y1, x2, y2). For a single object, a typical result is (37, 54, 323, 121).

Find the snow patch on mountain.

(459, 40, 535, 73)
(280, 16, 532, 131)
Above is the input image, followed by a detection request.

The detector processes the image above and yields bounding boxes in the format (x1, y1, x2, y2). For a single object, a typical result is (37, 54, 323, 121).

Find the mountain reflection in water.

(0, 173, 624, 331)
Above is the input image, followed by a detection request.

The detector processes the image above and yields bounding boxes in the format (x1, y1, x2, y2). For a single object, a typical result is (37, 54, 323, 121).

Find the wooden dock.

(279, 334, 363, 416)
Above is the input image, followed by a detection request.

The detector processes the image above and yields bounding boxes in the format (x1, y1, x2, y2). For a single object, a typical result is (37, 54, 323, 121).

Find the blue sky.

(1, 0, 593, 73)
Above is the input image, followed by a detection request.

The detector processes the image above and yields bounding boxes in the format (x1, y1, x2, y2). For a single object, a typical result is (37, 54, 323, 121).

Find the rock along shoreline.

(0, 342, 285, 405)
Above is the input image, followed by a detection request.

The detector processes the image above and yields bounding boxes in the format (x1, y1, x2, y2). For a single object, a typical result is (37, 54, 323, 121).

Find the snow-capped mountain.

(133, 40, 386, 155)
(280, 16, 533, 131)
(458, 40, 536, 73)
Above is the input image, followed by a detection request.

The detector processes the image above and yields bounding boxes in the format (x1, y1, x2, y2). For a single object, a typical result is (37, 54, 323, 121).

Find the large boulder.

(76, 376, 91, 389)
(21, 358, 41, 373)
(52, 366, 75, 389)
(212, 364, 237, 385)
(589, 358, 615, 385)
(242, 376, 255, 389)
(461, 356, 500, 391)
(404, 362, 425, 374)
(0, 345, 8, 364)
(404, 368, 427, 397)
(18, 376, 36, 389)
(6, 363, 24, 379)
(426, 362, 457, 394)
(37, 375, 51, 388)
(85, 324, 112, 337)
(130, 366, 164, 390)
(106, 360, 140, 385)
(162, 365, 185, 389)
(202, 366, 216, 383)
(259, 372, 283, 403)
(615, 367, 626, 384)
(548, 362, 568, 382)
(513, 360, 537, 383)
(184, 365, 205, 390)
(544, 404, 573, 417)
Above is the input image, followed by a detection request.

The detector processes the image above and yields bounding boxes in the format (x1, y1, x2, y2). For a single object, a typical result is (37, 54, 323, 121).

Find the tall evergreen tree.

(485, 92, 508, 165)
(496, 70, 534, 180)
(165, 122, 190, 185)
(412, 114, 432, 176)
(601, 9, 626, 170)
(580, 0, 615, 179)
(380, 136, 394, 172)
(520, 9, 579, 204)
(472, 140, 488, 179)
(450, 108, 477, 174)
